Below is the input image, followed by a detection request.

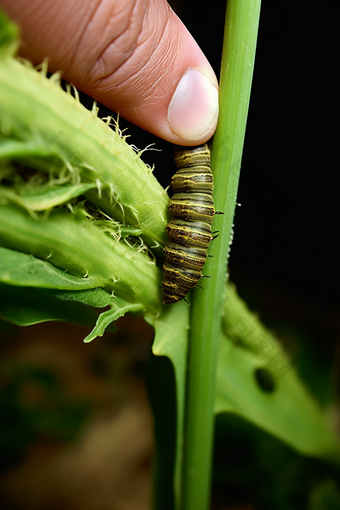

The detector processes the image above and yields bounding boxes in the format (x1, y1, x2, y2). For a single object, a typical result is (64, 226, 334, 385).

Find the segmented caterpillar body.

(162, 144, 215, 304)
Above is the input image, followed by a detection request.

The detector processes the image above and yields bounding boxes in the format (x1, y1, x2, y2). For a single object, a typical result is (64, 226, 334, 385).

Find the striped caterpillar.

(162, 144, 215, 304)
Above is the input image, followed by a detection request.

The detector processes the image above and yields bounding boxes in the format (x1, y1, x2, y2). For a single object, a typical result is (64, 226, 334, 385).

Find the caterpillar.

(162, 144, 215, 305)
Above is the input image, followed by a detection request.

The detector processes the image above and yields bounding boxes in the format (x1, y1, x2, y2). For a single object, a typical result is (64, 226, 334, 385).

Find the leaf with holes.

(215, 284, 340, 463)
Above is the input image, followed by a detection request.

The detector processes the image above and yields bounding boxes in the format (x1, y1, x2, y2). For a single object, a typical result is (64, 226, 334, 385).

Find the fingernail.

(168, 69, 219, 141)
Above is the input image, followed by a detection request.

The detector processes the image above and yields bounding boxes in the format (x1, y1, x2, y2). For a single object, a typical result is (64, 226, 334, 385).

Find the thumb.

(1, 0, 219, 145)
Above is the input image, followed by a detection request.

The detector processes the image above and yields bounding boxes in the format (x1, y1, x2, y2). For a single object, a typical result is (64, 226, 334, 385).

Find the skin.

(1, 0, 219, 145)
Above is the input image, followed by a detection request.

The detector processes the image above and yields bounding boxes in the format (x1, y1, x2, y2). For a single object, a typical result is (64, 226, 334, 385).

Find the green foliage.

(0, 205, 161, 314)
(0, 180, 97, 211)
(152, 283, 340, 509)
(0, 26, 165, 338)
(216, 284, 340, 461)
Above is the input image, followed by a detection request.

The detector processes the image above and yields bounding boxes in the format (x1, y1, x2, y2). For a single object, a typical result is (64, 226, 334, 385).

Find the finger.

(1, 0, 219, 145)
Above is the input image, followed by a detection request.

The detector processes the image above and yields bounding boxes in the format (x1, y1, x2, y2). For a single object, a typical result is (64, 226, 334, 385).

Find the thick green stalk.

(0, 204, 161, 316)
(181, 1, 262, 508)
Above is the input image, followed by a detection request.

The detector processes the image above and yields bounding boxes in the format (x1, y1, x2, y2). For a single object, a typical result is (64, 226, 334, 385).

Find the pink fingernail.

(168, 69, 219, 140)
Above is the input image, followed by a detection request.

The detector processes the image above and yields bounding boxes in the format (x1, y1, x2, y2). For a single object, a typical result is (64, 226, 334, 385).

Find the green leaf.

(0, 247, 149, 341)
(83, 298, 144, 343)
(215, 284, 340, 463)
(153, 301, 190, 510)
(0, 182, 97, 211)
(0, 283, 100, 327)
(0, 246, 103, 289)
(0, 283, 144, 341)
(50, 288, 116, 308)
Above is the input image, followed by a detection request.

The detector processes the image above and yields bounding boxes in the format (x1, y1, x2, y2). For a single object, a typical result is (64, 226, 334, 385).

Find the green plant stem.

(181, 1, 262, 508)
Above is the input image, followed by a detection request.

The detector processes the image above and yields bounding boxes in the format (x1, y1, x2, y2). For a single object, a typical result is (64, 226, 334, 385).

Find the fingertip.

(167, 68, 219, 145)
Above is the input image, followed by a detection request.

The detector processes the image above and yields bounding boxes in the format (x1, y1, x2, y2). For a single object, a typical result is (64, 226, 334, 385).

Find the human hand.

(1, 0, 219, 145)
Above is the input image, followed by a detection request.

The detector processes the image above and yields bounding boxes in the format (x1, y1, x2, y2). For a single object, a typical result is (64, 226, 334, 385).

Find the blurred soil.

(0, 317, 154, 510)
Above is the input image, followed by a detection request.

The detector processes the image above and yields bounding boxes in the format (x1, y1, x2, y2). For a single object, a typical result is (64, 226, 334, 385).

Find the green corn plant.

(0, 3, 339, 510)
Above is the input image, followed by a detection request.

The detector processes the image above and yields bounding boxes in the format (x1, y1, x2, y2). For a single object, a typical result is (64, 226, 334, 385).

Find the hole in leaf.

(255, 368, 275, 393)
